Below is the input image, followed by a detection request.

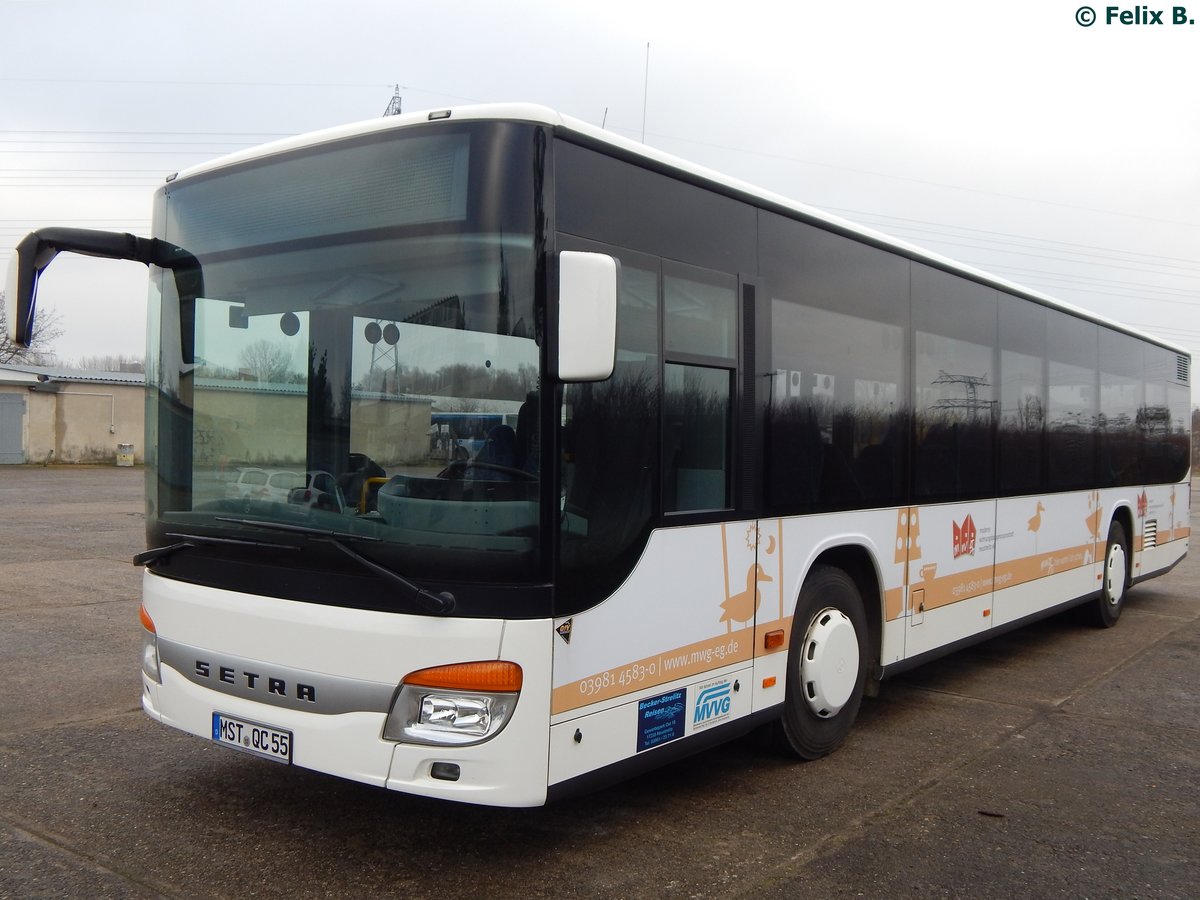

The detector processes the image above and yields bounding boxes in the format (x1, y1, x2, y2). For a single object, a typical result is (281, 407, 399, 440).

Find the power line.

(896, 233, 1200, 282)
(629, 128, 1200, 230)
(962, 268, 1199, 308)
(980, 269, 1197, 301)
(828, 206, 1200, 272)
(1128, 322, 1200, 337)
(0, 218, 151, 222)
(0, 77, 484, 106)
(0, 148, 235, 155)
(0, 140, 271, 149)
(0, 181, 163, 188)
(0, 76, 392, 89)
(0, 129, 294, 137)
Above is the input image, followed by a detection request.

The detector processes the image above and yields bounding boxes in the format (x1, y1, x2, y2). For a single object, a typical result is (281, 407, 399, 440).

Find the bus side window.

(664, 363, 732, 512)
(662, 262, 736, 514)
(558, 253, 661, 609)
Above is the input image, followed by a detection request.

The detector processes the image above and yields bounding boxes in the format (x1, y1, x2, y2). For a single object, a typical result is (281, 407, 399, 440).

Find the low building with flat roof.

(0, 364, 145, 464)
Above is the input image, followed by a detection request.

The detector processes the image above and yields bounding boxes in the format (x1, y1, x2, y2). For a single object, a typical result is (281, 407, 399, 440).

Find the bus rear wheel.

(1085, 521, 1129, 629)
(771, 564, 870, 760)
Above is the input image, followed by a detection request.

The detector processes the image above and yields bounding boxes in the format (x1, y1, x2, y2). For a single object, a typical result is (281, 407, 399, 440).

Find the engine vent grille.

(1144, 519, 1158, 549)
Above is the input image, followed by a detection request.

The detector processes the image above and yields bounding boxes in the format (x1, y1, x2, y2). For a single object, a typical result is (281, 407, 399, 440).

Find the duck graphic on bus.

(718, 521, 782, 632)
(720, 563, 773, 631)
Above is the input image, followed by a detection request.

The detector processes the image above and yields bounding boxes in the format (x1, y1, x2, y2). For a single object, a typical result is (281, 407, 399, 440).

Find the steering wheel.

(439, 460, 538, 482)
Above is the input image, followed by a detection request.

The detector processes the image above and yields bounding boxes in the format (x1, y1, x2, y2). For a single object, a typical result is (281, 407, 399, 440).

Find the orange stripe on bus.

(886, 542, 1101, 621)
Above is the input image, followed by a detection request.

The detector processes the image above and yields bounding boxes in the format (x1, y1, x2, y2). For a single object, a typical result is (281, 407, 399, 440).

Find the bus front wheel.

(772, 564, 870, 760)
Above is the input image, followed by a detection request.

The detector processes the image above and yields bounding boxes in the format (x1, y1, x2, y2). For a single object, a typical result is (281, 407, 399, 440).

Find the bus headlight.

(382, 661, 521, 746)
(420, 694, 492, 733)
(139, 604, 162, 684)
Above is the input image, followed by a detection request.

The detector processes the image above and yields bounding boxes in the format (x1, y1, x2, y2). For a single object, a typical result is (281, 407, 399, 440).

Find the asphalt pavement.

(0, 466, 1196, 899)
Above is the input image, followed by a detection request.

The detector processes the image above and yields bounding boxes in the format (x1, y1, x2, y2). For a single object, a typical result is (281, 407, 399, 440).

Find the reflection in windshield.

(152, 231, 541, 583)
(142, 121, 548, 603)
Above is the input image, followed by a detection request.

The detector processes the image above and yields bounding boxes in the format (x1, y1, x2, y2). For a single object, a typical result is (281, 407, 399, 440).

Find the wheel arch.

(807, 543, 884, 674)
(1109, 502, 1134, 587)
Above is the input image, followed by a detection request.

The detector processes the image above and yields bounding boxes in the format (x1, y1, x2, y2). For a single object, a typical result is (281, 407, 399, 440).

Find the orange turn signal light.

(764, 629, 785, 650)
(139, 604, 156, 634)
(404, 661, 523, 693)
(762, 676, 778, 689)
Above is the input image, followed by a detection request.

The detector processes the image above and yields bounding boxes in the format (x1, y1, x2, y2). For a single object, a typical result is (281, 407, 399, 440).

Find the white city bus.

(6, 104, 1190, 806)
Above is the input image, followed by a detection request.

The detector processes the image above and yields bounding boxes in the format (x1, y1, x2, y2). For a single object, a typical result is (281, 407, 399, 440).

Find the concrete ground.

(0, 466, 1196, 899)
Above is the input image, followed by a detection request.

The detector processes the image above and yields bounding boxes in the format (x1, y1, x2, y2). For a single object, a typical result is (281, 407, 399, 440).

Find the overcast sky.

(2, 0, 1197, 403)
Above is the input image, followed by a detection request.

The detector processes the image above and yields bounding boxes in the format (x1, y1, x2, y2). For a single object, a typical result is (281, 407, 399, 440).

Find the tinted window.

(1164, 381, 1191, 482)
(558, 242, 661, 608)
(1046, 310, 1097, 490)
(554, 140, 756, 274)
(912, 265, 996, 501)
(661, 260, 737, 514)
(762, 214, 908, 512)
(998, 298, 1046, 495)
(664, 262, 737, 360)
(664, 364, 731, 512)
(1144, 346, 1191, 483)
(1098, 328, 1143, 487)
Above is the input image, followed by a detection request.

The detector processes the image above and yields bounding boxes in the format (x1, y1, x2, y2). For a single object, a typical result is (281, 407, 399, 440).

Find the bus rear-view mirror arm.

(555, 250, 618, 383)
(6, 227, 203, 364)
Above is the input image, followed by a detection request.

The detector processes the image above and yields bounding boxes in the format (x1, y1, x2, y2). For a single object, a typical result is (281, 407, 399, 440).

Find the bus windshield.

(145, 123, 544, 594)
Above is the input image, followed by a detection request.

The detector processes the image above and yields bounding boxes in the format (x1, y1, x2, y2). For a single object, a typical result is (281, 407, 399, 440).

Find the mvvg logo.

(693, 679, 733, 727)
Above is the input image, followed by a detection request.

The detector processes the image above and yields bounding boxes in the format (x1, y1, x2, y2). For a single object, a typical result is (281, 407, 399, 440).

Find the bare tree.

(0, 292, 63, 365)
(238, 339, 295, 383)
(74, 353, 145, 373)
(1193, 406, 1199, 469)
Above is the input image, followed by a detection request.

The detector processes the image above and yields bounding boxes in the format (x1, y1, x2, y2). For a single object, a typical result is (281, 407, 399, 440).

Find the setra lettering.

(193, 659, 317, 703)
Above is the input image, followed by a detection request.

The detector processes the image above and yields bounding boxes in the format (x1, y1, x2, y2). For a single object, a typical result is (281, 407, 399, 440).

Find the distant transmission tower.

(366, 320, 401, 393)
(930, 370, 995, 418)
(382, 85, 403, 117)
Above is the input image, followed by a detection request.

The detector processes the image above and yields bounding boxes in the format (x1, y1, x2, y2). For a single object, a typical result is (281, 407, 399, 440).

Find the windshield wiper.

(214, 517, 382, 542)
(215, 517, 456, 615)
(134, 532, 301, 567)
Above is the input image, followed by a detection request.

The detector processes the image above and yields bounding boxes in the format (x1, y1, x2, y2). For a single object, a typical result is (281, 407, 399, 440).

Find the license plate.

(212, 712, 293, 764)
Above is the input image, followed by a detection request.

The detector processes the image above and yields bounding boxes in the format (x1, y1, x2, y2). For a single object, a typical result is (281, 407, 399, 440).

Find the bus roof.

(170, 103, 1188, 357)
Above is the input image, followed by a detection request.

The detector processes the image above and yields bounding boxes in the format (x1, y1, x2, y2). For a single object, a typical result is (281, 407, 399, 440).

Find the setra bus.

(6, 103, 1191, 806)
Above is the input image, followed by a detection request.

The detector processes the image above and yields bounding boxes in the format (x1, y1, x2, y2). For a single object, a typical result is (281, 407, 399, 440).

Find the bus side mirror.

(5, 232, 56, 347)
(556, 251, 618, 383)
(5, 228, 203, 363)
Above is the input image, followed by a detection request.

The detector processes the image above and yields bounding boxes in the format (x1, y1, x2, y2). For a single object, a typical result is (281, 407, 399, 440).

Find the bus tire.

(771, 564, 870, 760)
(1087, 520, 1129, 629)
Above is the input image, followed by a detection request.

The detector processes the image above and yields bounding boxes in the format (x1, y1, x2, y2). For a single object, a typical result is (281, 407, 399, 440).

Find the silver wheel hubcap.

(1106, 543, 1127, 607)
(799, 608, 859, 718)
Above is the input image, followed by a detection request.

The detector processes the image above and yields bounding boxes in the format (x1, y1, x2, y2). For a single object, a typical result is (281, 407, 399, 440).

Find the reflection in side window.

(665, 364, 731, 512)
(998, 298, 1045, 496)
(1099, 329, 1143, 487)
(913, 331, 995, 501)
(664, 263, 736, 360)
(193, 300, 310, 470)
(768, 300, 905, 511)
(559, 257, 661, 604)
(1047, 312, 1097, 491)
